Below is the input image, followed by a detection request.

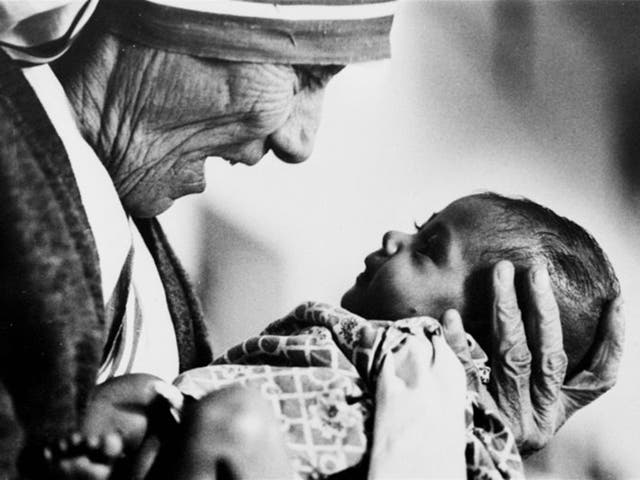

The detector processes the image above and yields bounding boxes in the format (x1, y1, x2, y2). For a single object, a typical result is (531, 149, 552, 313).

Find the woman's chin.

(177, 177, 207, 196)
(126, 196, 175, 218)
(121, 171, 207, 218)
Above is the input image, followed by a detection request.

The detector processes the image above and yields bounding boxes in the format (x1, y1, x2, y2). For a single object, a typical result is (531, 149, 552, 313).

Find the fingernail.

(497, 261, 514, 284)
(442, 309, 457, 326)
(442, 310, 463, 332)
(532, 266, 549, 289)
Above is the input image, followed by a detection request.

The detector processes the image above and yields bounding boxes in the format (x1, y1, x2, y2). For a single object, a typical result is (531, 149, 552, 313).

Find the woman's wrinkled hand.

(443, 260, 624, 456)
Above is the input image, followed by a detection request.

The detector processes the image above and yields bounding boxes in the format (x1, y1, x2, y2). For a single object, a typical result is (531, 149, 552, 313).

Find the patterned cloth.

(174, 301, 523, 480)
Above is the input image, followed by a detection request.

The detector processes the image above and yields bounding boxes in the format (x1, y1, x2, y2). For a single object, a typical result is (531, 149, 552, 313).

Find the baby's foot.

(44, 374, 182, 480)
(43, 431, 124, 480)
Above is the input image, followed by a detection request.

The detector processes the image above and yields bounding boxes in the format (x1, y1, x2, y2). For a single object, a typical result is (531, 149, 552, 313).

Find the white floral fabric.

(175, 301, 524, 479)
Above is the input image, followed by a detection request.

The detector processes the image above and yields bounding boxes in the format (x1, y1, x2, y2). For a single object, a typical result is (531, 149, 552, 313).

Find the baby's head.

(341, 192, 619, 378)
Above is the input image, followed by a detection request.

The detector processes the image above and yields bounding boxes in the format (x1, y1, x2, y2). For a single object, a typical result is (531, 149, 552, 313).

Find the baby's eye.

(414, 237, 434, 257)
(416, 235, 446, 264)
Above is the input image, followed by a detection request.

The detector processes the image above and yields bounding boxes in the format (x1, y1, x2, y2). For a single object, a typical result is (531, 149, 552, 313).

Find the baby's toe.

(85, 432, 124, 463)
(85, 434, 100, 451)
(48, 433, 84, 459)
(68, 432, 84, 451)
(44, 432, 124, 480)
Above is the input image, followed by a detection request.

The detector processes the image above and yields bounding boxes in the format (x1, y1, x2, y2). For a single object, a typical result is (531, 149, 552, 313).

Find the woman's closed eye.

(293, 64, 345, 92)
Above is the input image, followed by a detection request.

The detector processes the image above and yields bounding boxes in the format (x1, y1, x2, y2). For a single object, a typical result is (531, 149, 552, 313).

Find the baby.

(47, 192, 619, 480)
(341, 191, 619, 379)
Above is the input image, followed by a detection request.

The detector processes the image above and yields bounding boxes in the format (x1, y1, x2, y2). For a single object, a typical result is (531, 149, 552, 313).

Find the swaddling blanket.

(174, 301, 523, 479)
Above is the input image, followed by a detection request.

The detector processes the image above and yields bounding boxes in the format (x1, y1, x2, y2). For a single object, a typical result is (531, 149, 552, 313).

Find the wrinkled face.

(90, 42, 342, 217)
(341, 196, 490, 321)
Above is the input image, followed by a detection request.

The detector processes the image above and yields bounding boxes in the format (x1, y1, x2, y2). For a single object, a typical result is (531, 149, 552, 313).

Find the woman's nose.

(267, 88, 325, 164)
(382, 231, 408, 256)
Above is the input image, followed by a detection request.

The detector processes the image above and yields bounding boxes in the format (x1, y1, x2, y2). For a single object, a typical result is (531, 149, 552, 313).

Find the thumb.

(442, 309, 469, 358)
(442, 309, 481, 391)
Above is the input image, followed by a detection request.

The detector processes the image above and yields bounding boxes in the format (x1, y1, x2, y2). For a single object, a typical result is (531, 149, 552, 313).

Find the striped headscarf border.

(1, 0, 395, 65)
(0, 0, 99, 64)
(102, 0, 395, 64)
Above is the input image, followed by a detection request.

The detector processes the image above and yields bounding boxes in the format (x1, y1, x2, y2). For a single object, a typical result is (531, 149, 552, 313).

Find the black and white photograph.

(0, 0, 636, 478)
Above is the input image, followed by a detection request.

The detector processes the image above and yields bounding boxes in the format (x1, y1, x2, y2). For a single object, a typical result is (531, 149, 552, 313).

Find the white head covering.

(104, 0, 396, 64)
(0, 0, 394, 65)
(0, 0, 99, 64)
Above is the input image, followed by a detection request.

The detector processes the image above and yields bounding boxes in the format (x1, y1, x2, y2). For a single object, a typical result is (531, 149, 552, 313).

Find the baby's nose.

(382, 230, 407, 256)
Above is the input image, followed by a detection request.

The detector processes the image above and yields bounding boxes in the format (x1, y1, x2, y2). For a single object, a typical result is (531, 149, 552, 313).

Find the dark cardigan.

(0, 51, 212, 477)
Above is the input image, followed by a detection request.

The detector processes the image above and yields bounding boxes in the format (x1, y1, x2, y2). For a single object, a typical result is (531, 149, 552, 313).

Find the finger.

(525, 266, 566, 415)
(442, 309, 470, 359)
(490, 261, 534, 434)
(562, 296, 625, 411)
(585, 295, 625, 385)
(430, 333, 466, 388)
(441, 310, 480, 389)
(491, 261, 532, 377)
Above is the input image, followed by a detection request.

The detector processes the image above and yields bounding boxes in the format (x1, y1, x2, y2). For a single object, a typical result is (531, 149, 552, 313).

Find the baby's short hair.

(462, 192, 619, 378)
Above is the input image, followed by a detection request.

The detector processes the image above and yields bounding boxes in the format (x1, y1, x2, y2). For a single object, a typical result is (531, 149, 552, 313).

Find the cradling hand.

(443, 260, 624, 456)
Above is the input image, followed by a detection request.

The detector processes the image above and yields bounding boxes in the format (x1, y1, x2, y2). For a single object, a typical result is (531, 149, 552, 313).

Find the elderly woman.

(0, 0, 624, 479)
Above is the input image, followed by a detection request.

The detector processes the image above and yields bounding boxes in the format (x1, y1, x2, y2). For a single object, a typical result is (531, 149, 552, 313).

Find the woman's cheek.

(245, 100, 294, 136)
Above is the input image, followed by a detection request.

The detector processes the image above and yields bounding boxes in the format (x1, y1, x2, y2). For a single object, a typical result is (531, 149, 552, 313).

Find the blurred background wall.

(162, 1, 640, 477)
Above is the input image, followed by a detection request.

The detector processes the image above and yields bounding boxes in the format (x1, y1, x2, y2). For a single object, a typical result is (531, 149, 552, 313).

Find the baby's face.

(341, 196, 489, 321)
